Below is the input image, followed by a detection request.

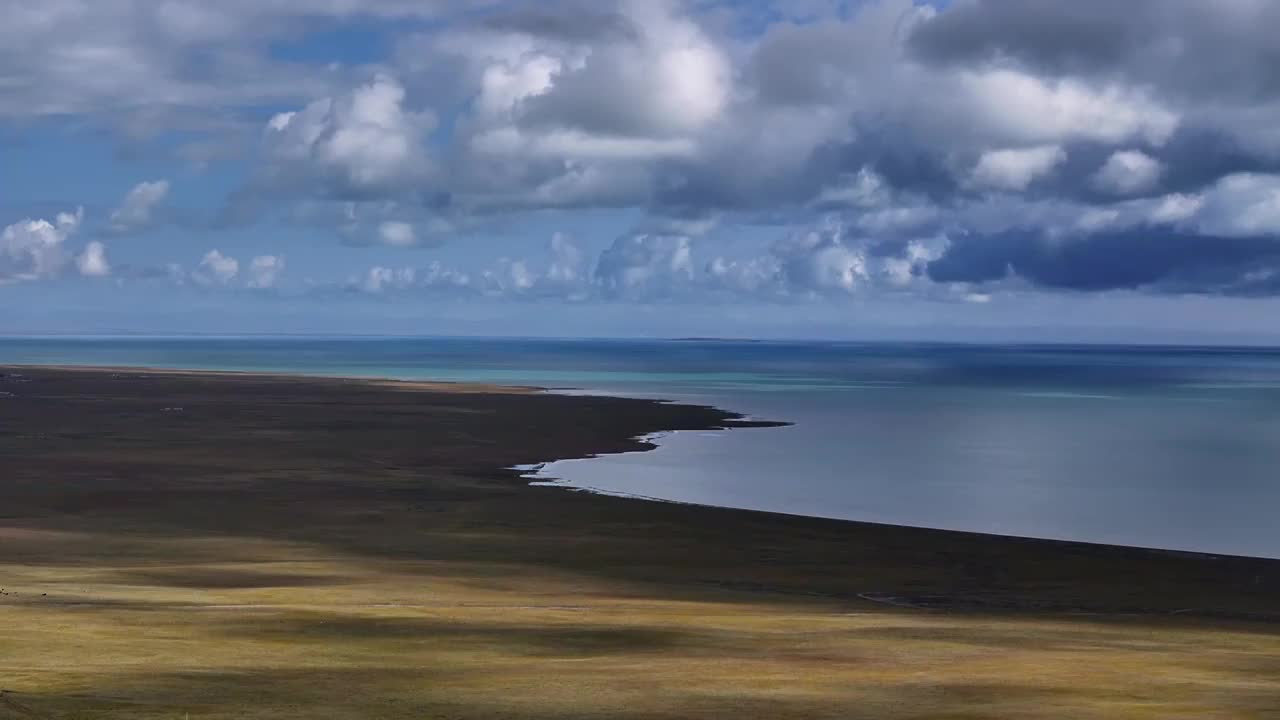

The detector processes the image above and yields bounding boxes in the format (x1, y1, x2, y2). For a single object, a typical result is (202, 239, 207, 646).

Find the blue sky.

(5, 0, 1280, 341)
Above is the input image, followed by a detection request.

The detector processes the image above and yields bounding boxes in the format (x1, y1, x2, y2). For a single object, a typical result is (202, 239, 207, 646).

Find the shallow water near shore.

(4, 335, 1280, 558)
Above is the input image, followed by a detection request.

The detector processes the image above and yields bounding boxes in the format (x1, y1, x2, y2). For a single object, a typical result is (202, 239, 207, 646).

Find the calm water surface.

(4, 336, 1279, 558)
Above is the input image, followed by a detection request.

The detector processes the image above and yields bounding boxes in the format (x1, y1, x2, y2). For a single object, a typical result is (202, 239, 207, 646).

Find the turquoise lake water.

(4, 336, 1279, 558)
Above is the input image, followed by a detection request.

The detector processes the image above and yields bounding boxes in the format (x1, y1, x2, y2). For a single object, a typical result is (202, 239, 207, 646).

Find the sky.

(4, 0, 1280, 342)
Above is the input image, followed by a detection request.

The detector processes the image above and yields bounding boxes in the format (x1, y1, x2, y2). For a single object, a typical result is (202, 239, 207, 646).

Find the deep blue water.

(4, 336, 1280, 558)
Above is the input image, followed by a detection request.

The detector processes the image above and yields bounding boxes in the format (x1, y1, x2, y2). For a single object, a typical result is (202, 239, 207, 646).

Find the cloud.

(594, 234, 694, 299)
(1093, 150, 1162, 195)
(925, 175, 1280, 294)
(907, 0, 1280, 158)
(262, 74, 433, 198)
(0, 208, 83, 283)
(970, 146, 1067, 191)
(377, 221, 417, 247)
(247, 255, 285, 289)
(907, 1, 1280, 105)
(770, 221, 868, 293)
(0, 1, 483, 120)
(76, 241, 111, 277)
(1149, 193, 1205, 224)
(516, 0, 729, 140)
(545, 232, 587, 286)
(957, 70, 1178, 147)
(325, 216, 944, 304)
(353, 265, 419, 293)
(1194, 173, 1280, 238)
(927, 225, 1280, 295)
(13, 0, 1280, 305)
(193, 249, 240, 286)
(108, 180, 170, 233)
(209, 0, 1270, 255)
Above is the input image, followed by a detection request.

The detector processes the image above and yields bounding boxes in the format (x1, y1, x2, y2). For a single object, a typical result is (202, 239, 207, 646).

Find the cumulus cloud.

(215, 0, 1274, 286)
(263, 75, 433, 198)
(247, 255, 285, 289)
(376, 221, 417, 247)
(328, 217, 940, 303)
(0, 0, 479, 120)
(1149, 193, 1205, 224)
(1195, 173, 1280, 234)
(970, 146, 1067, 191)
(908, 0, 1280, 108)
(594, 234, 694, 299)
(516, 0, 729, 141)
(1093, 151, 1163, 195)
(108, 180, 169, 233)
(958, 70, 1178, 147)
(545, 232, 587, 287)
(354, 265, 418, 293)
(0, 208, 83, 283)
(926, 173, 1280, 295)
(767, 219, 941, 295)
(771, 222, 868, 293)
(193, 249, 239, 286)
(928, 226, 1280, 295)
(76, 241, 111, 277)
(11, 0, 1280, 303)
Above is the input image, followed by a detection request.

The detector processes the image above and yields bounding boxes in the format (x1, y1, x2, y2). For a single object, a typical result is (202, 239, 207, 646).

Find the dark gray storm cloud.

(479, 2, 638, 43)
(928, 227, 1280, 295)
(907, 0, 1280, 103)
(896, 0, 1280, 296)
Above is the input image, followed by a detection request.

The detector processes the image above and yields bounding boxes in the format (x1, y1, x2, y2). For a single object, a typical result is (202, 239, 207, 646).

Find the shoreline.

(1, 362, 545, 394)
(4, 364, 1280, 718)
(5, 362, 1276, 565)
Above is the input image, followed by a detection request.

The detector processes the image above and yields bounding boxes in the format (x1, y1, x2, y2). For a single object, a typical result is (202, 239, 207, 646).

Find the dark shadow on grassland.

(848, 620, 1280, 653)
(8, 670, 1280, 720)
(2, 367, 1280, 621)
(196, 610, 1280, 672)
(0, 674, 878, 720)
(113, 568, 345, 590)
(215, 612, 731, 657)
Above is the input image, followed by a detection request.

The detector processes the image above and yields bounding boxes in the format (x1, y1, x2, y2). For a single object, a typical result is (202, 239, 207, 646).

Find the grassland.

(1, 366, 1278, 719)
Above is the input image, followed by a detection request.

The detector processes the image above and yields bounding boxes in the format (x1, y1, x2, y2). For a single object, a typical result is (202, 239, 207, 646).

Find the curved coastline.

(3, 364, 1280, 717)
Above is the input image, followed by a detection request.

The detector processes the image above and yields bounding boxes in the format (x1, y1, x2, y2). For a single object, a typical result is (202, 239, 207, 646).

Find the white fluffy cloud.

(545, 232, 586, 286)
(264, 75, 433, 196)
(1093, 151, 1163, 196)
(1194, 174, 1280, 237)
(377, 221, 417, 247)
(516, 0, 730, 140)
(355, 265, 418, 293)
(970, 146, 1067, 191)
(247, 255, 285, 289)
(959, 70, 1178, 147)
(0, 208, 83, 283)
(772, 223, 868, 293)
(338, 218, 944, 302)
(193, 249, 240, 286)
(108, 180, 169, 233)
(594, 234, 694, 299)
(1149, 193, 1206, 224)
(76, 241, 111, 277)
